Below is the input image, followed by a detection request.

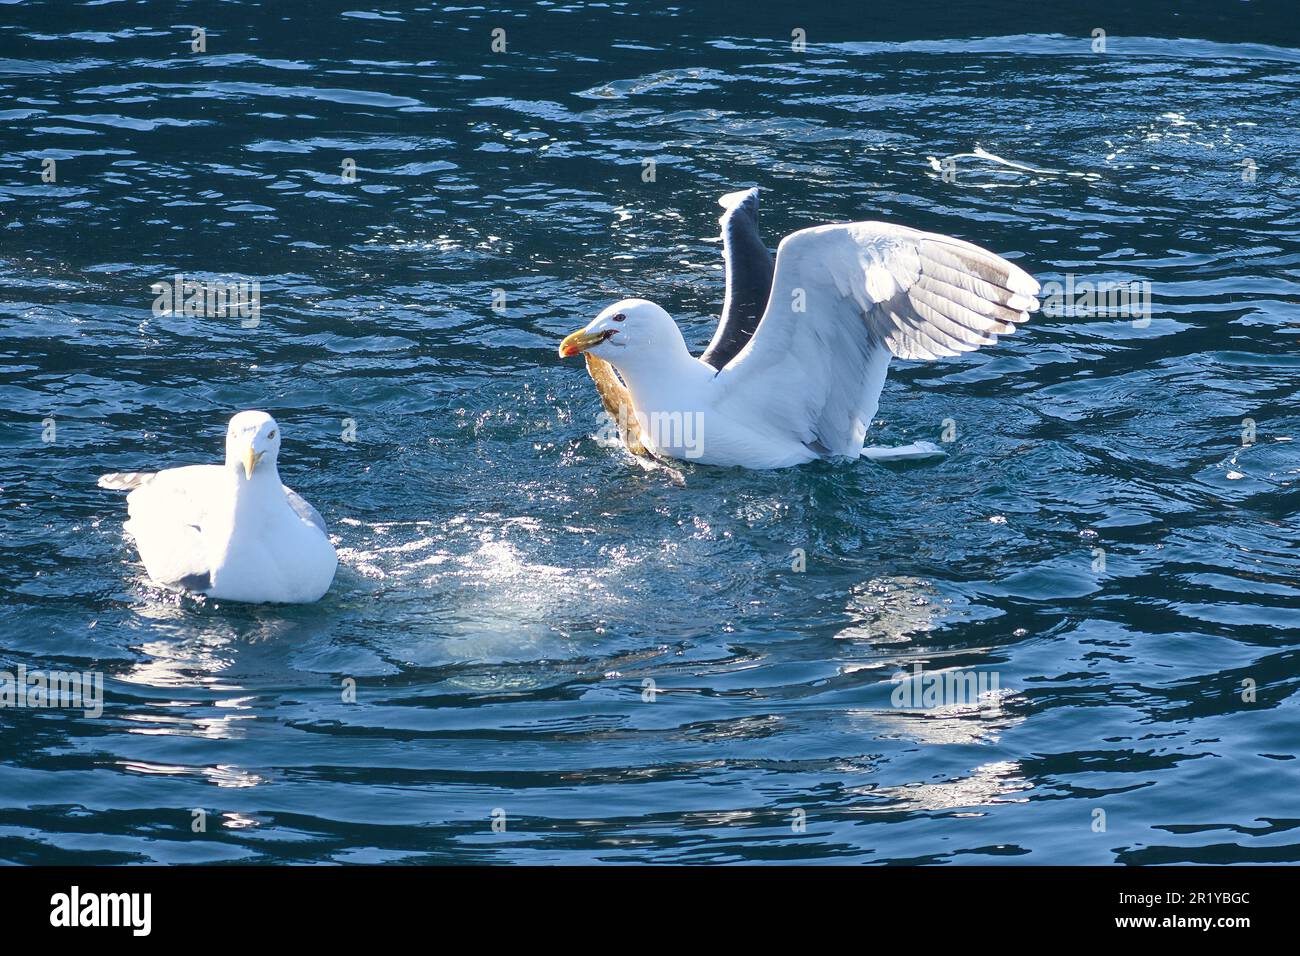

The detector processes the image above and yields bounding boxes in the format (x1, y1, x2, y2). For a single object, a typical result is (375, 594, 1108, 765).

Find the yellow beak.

(559, 327, 612, 358)
(242, 447, 258, 479)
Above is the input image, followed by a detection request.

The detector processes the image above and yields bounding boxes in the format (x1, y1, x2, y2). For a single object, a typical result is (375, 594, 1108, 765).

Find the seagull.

(559, 188, 1040, 469)
(98, 411, 337, 603)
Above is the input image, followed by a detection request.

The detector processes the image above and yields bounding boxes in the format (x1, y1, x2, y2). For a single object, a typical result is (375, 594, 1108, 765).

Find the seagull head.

(225, 410, 282, 481)
(558, 299, 685, 369)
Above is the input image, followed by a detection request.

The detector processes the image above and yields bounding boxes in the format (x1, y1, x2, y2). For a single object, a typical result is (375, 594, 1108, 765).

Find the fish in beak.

(559, 327, 613, 358)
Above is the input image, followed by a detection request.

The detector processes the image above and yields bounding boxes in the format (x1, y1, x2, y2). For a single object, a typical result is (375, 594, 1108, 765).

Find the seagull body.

(98, 411, 337, 604)
(560, 189, 1041, 469)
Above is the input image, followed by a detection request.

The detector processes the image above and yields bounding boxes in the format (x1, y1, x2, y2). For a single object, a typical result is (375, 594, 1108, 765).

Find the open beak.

(242, 447, 260, 479)
(559, 327, 612, 358)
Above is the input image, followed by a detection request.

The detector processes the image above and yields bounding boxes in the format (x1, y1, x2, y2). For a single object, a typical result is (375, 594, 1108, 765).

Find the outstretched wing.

(716, 222, 1040, 458)
(699, 188, 775, 370)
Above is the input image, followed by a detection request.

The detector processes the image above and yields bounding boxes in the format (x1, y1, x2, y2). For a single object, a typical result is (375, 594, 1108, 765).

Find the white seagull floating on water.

(560, 188, 1040, 469)
(98, 411, 337, 603)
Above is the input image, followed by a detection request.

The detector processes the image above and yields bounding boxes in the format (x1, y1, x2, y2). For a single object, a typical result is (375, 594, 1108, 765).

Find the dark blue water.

(2, 3, 1299, 864)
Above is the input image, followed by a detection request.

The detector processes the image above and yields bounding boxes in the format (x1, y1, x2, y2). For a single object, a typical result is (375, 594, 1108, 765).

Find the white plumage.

(560, 193, 1040, 469)
(98, 411, 337, 603)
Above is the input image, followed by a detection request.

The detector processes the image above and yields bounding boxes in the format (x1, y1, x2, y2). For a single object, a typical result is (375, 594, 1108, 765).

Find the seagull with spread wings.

(559, 188, 1040, 469)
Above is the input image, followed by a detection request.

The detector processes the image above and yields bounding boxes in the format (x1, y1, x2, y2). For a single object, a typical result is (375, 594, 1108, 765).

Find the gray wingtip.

(98, 471, 153, 491)
(173, 571, 213, 593)
(284, 486, 329, 536)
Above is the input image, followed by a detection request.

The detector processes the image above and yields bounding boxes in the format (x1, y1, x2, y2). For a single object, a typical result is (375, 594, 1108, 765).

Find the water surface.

(1, 4, 1298, 864)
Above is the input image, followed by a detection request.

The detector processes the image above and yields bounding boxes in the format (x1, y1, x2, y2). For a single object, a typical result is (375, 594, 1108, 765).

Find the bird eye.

(612, 313, 626, 322)
(267, 430, 277, 439)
